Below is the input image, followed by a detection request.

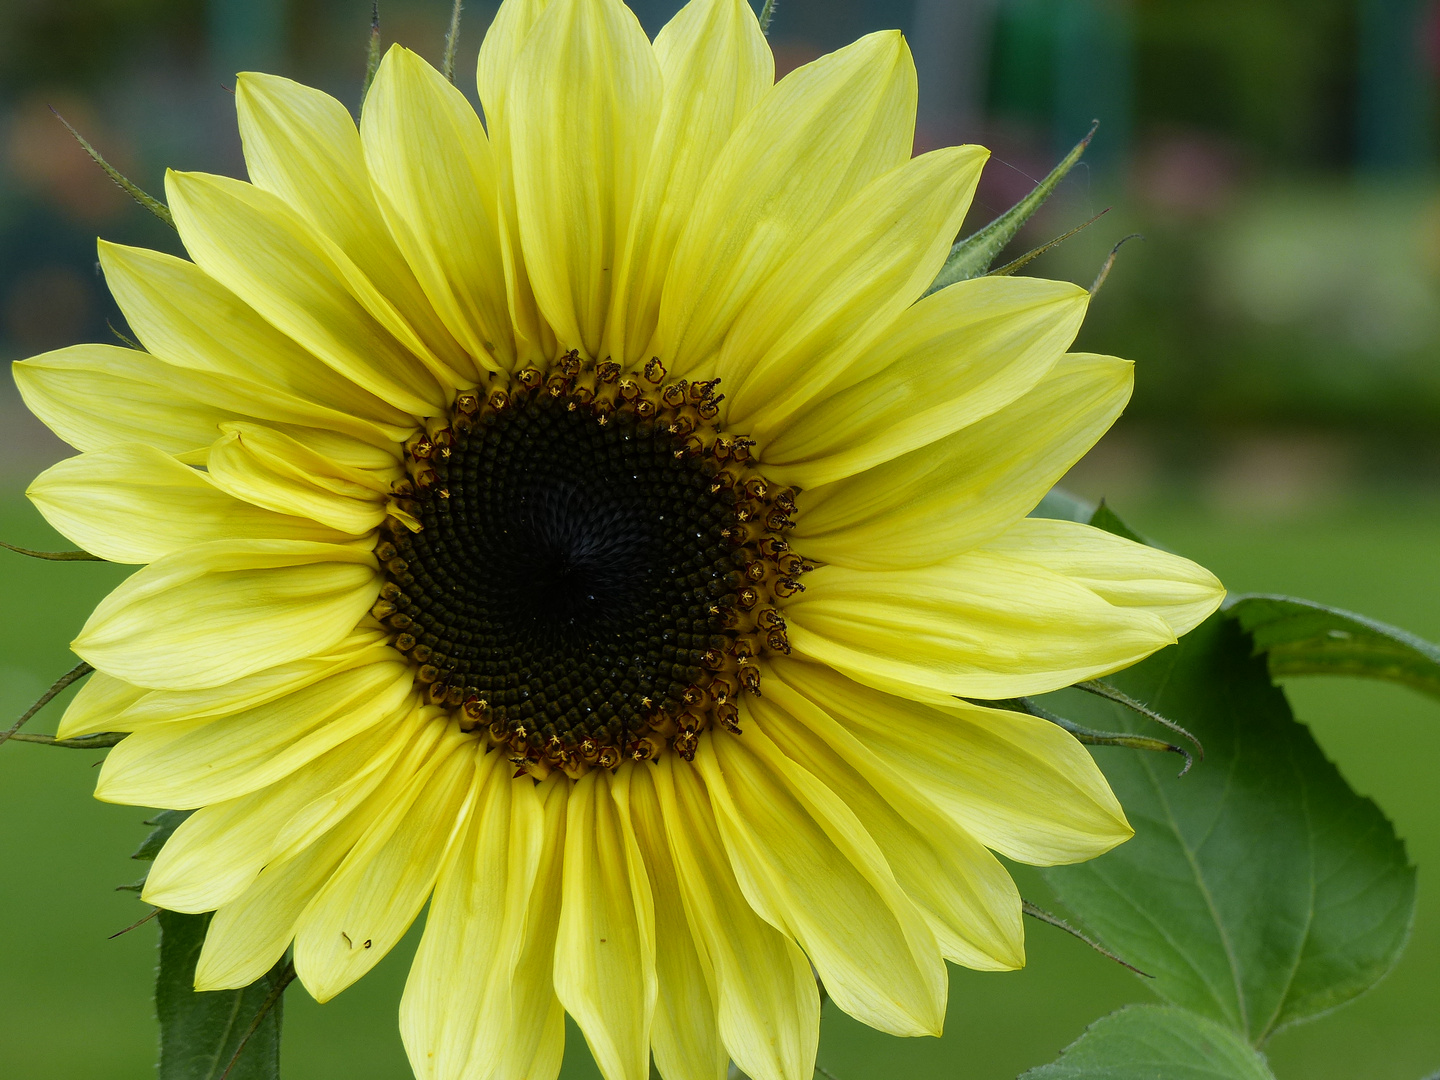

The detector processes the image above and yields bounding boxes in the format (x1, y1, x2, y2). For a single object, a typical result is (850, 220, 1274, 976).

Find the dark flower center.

(372, 360, 806, 775)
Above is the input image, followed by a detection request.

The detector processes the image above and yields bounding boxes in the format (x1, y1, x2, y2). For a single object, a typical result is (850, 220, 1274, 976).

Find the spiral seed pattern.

(372, 356, 809, 777)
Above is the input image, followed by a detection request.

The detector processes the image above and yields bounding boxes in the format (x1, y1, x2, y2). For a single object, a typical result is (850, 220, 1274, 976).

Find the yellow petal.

(476, 0, 551, 122)
(28, 445, 355, 563)
(294, 724, 476, 1002)
(14, 345, 239, 458)
(602, 0, 772, 365)
(490, 774, 569, 1080)
(982, 517, 1226, 638)
(89, 629, 392, 734)
(73, 539, 380, 691)
(166, 169, 448, 413)
(615, 763, 727, 1080)
(657, 30, 916, 375)
(696, 725, 946, 1037)
(476, 0, 555, 367)
(792, 353, 1133, 569)
(55, 630, 385, 740)
(784, 550, 1176, 703)
(194, 709, 443, 990)
(54, 670, 146, 741)
(95, 658, 414, 807)
(142, 717, 407, 912)
(98, 240, 413, 439)
(507, 0, 662, 356)
(555, 768, 656, 1080)
(761, 276, 1088, 487)
(653, 756, 818, 1080)
(400, 752, 551, 1080)
(207, 423, 392, 536)
(753, 676, 1023, 970)
(15, 340, 414, 463)
(197, 814, 361, 989)
(723, 145, 989, 436)
(774, 661, 1133, 865)
(235, 72, 478, 384)
(362, 47, 513, 372)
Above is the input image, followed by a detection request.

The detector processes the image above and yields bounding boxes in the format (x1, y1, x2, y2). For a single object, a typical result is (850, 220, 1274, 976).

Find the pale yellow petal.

(400, 751, 550, 1080)
(93, 629, 392, 734)
(784, 551, 1176, 703)
(603, 0, 772, 365)
(696, 726, 946, 1037)
(142, 717, 407, 912)
(476, 0, 553, 117)
(14, 345, 239, 458)
(98, 240, 414, 439)
(95, 658, 414, 807)
(73, 540, 380, 691)
(753, 676, 1023, 970)
(723, 145, 988, 436)
(207, 424, 392, 536)
(362, 46, 513, 372)
(476, 0, 554, 367)
(54, 670, 146, 741)
(508, 0, 662, 356)
(235, 72, 477, 384)
(194, 710, 445, 990)
(653, 756, 818, 1080)
(294, 723, 475, 1002)
(197, 815, 360, 989)
(761, 277, 1088, 487)
(166, 170, 448, 413)
(657, 31, 916, 375)
(774, 661, 1132, 865)
(792, 353, 1133, 569)
(982, 517, 1226, 638)
(489, 774, 568, 1080)
(14, 340, 414, 463)
(27, 445, 355, 563)
(555, 768, 656, 1080)
(615, 764, 727, 1080)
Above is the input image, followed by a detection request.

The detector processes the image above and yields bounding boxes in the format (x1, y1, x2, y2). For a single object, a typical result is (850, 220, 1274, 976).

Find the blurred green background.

(3, 0, 1440, 1077)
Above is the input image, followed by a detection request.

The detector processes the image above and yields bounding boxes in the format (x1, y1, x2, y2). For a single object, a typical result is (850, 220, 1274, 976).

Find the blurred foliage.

(2, 0, 1440, 446)
(0, 0, 204, 93)
(1131, 0, 1357, 166)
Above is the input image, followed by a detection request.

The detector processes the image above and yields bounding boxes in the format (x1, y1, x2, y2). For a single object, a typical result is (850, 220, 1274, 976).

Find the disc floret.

(371, 352, 810, 776)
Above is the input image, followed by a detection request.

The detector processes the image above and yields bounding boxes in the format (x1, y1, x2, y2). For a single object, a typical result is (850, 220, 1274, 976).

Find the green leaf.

(925, 121, 1095, 295)
(1087, 499, 1146, 544)
(1030, 486, 1095, 524)
(133, 809, 193, 863)
(156, 910, 286, 1080)
(1042, 614, 1415, 1043)
(1020, 1005, 1277, 1079)
(142, 813, 288, 1078)
(1226, 593, 1440, 699)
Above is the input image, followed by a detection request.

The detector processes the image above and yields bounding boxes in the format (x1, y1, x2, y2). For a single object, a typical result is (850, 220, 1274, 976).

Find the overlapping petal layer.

(10, 4, 1227, 1080)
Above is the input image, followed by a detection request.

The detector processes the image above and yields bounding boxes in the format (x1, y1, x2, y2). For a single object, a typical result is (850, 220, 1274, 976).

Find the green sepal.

(361, 2, 381, 105)
(925, 121, 1096, 295)
(134, 809, 194, 863)
(1226, 593, 1440, 699)
(51, 108, 174, 229)
(1020, 1005, 1277, 1079)
(976, 695, 1194, 775)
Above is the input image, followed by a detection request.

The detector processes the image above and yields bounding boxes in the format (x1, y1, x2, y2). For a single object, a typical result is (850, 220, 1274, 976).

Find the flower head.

(15, 2, 1223, 1078)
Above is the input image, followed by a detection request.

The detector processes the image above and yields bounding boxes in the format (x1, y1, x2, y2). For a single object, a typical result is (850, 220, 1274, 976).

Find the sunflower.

(14, 1, 1223, 1077)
